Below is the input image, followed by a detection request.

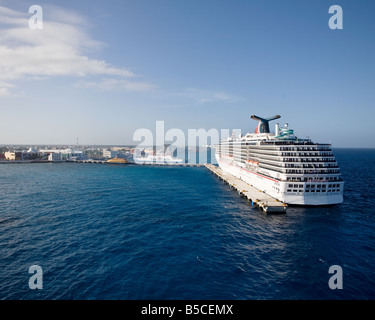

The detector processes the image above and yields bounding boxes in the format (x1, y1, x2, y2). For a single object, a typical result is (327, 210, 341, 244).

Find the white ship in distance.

(134, 149, 183, 164)
(215, 115, 344, 206)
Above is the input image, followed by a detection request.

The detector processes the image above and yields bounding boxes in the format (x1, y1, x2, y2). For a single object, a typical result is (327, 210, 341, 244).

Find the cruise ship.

(215, 115, 344, 206)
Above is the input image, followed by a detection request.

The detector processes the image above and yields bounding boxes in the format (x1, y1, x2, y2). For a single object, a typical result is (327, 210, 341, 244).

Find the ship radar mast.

(251, 115, 281, 134)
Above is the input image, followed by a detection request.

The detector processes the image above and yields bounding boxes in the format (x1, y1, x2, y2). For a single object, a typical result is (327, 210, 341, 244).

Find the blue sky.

(0, 0, 374, 147)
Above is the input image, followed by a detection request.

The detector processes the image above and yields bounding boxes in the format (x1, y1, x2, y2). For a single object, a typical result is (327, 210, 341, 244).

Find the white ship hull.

(134, 154, 183, 164)
(216, 156, 343, 206)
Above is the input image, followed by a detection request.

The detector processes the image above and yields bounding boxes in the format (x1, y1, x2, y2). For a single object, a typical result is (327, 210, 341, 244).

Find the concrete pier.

(205, 164, 287, 213)
(75, 160, 106, 164)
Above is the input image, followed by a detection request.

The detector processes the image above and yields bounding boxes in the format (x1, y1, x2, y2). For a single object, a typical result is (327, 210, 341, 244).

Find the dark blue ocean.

(0, 149, 374, 300)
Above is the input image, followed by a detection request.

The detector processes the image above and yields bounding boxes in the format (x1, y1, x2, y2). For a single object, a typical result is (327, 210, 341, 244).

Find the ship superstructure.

(215, 115, 344, 205)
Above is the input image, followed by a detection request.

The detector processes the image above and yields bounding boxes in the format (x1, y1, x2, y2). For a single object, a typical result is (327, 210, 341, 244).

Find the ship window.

(311, 185, 315, 188)
(322, 185, 326, 188)
(305, 190, 310, 193)
(289, 184, 293, 188)
(317, 185, 321, 188)
(299, 184, 303, 188)
(293, 190, 297, 193)
(306, 185, 310, 188)
(317, 190, 321, 192)
(322, 190, 326, 192)
(294, 184, 298, 188)
(287, 189, 291, 192)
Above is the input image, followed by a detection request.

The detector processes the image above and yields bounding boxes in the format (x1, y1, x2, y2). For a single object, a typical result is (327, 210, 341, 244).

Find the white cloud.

(76, 78, 157, 92)
(0, 87, 11, 97)
(182, 88, 243, 104)
(0, 81, 14, 97)
(0, 5, 151, 96)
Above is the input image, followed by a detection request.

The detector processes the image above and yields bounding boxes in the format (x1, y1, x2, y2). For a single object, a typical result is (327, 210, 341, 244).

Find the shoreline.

(0, 160, 206, 166)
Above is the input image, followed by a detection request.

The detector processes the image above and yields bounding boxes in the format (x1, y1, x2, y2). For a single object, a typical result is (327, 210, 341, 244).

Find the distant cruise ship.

(215, 115, 344, 206)
(134, 153, 183, 164)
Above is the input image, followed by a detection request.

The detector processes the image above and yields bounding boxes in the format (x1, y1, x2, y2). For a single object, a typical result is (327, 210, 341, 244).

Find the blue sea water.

(0, 148, 375, 300)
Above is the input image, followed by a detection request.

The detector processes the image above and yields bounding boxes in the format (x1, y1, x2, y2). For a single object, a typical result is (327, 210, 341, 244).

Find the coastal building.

(4, 150, 44, 161)
(103, 149, 118, 159)
(111, 147, 125, 152)
(4, 152, 15, 160)
(39, 148, 85, 160)
(48, 153, 63, 162)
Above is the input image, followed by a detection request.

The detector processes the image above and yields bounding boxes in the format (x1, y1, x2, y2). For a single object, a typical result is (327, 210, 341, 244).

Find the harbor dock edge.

(205, 164, 287, 213)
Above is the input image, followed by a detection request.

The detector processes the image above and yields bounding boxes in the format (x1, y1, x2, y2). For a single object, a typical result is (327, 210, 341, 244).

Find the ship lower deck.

(216, 158, 343, 206)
